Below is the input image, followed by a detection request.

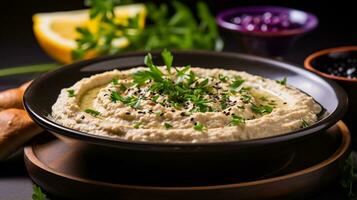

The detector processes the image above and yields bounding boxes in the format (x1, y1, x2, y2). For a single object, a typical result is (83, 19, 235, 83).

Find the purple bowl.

(216, 6, 319, 56)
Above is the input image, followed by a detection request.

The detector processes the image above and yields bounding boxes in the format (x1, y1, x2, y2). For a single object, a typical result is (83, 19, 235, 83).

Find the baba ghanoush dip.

(52, 50, 322, 143)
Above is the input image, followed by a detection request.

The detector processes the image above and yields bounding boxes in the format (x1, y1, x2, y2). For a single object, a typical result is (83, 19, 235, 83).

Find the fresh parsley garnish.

(194, 122, 205, 132)
(132, 50, 213, 113)
(133, 121, 142, 129)
(112, 77, 119, 85)
(119, 83, 127, 92)
(220, 92, 230, 110)
(67, 89, 75, 97)
(230, 115, 246, 126)
(72, 1, 222, 61)
(85, 109, 100, 117)
(164, 122, 173, 129)
(300, 119, 309, 128)
(32, 185, 47, 200)
(151, 95, 160, 103)
(241, 95, 252, 103)
(251, 104, 273, 115)
(111, 91, 141, 108)
(276, 77, 287, 85)
(218, 74, 228, 82)
(110, 91, 122, 102)
(230, 78, 245, 91)
(161, 48, 173, 73)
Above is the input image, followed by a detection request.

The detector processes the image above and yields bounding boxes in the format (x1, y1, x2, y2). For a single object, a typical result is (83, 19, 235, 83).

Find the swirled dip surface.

(52, 66, 322, 143)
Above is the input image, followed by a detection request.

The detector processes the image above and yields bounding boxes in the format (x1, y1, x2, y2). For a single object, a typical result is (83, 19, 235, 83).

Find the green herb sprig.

(85, 108, 101, 117)
(194, 122, 205, 132)
(251, 104, 273, 115)
(32, 185, 47, 200)
(276, 77, 287, 85)
(67, 89, 76, 97)
(300, 119, 309, 128)
(73, 1, 222, 61)
(230, 115, 246, 126)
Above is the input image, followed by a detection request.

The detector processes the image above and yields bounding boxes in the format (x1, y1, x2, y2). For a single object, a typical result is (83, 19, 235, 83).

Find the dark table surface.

(0, 0, 356, 199)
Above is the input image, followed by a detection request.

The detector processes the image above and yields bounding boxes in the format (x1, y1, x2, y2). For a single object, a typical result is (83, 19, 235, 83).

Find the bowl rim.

(304, 46, 357, 82)
(216, 5, 319, 37)
(23, 50, 348, 150)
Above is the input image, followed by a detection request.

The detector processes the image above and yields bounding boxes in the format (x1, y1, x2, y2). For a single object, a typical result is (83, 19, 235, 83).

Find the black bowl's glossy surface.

(24, 51, 347, 181)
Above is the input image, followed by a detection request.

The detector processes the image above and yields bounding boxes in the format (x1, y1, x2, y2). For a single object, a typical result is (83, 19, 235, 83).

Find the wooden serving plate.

(24, 121, 350, 200)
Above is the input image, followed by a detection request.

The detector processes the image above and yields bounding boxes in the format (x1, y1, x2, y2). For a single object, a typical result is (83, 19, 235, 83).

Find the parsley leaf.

(276, 77, 287, 85)
(32, 185, 47, 200)
(111, 91, 141, 108)
(194, 122, 205, 132)
(164, 122, 173, 129)
(133, 121, 142, 129)
(85, 109, 101, 117)
(67, 89, 75, 97)
(251, 104, 273, 115)
(218, 74, 228, 82)
(112, 77, 119, 85)
(161, 48, 173, 73)
(119, 83, 127, 92)
(300, 119, 309, 128)
(241, 95, 252, 103)
(110, 91, 123, 103)
(230, 115, 246, 126)
(230, 78, 245, 90)
(133, 70, 152, 85)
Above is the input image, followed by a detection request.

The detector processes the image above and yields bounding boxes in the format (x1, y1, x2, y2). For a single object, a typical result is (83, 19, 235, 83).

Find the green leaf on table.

(32, 185, 47, 200)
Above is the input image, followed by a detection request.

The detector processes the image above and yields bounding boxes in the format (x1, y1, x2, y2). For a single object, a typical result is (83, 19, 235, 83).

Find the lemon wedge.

(33, 4, 146, 64)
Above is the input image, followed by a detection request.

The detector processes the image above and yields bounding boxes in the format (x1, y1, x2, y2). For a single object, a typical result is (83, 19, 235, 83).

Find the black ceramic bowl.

(24, 51, 347, 184)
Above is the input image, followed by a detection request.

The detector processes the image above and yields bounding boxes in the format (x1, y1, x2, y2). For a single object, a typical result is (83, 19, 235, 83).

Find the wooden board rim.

(24, 121, 351, 191)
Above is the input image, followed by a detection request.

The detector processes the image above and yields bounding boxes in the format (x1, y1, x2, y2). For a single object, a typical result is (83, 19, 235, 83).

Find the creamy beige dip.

(52, 67, 322, 143)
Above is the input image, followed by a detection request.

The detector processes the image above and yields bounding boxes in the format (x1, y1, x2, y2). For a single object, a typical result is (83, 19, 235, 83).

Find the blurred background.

(0, 0, 356, 69)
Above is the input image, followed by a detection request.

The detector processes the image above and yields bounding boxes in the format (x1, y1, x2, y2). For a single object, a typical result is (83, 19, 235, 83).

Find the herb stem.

(0, 63, 58, 77)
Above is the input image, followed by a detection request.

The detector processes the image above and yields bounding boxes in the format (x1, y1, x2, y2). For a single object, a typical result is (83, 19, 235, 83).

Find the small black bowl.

(24, 51, 347, 183)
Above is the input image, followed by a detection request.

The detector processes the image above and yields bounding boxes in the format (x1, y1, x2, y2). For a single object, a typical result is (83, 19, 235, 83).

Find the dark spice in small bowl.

(312, 51, 357, 79)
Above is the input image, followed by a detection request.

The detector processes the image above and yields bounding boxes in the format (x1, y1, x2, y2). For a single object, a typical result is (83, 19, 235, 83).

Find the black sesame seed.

(104, 94, 108, 97)
(190, 118, 194, 121)
(180, 112, 186, 116)
(125, 112, 131, 115)
(160, 113, 164, 116)
(81, 115, 85, 119)
(171, 109, 176, 112)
